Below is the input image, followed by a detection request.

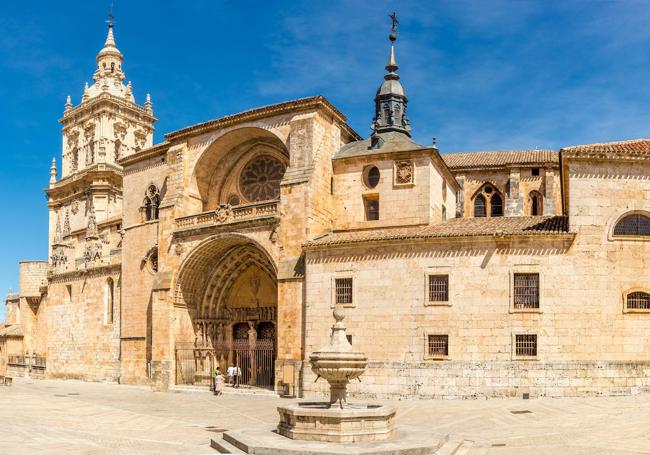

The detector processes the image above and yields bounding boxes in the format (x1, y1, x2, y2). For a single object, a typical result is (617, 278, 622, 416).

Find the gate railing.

(175, 341, 275, 389)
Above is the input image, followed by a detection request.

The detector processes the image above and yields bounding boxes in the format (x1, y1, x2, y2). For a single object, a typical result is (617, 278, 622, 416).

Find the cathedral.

(2, 19, 650, 399)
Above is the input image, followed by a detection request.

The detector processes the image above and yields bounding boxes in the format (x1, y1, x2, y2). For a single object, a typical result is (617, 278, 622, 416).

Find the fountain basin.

(277, 402, 396, 443)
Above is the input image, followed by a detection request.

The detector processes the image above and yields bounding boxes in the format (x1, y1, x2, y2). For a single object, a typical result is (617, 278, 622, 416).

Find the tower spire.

(371, 12, 411, 145)
(50, 157, 57, 186)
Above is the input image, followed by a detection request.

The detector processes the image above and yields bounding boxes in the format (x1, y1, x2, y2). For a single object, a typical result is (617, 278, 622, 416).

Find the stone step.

(223, 431, 256, 453)
(435, 437, 472, 455)
(211, 436, 246, 454)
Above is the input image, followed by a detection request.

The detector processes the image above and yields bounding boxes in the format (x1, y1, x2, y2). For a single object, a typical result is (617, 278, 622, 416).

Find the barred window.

(335, 278, 353, 305)
(513, 273, 539, 309)
(428, 275, 449, 302)
(428, 335, 449, 357)
(627, 291, 650, 310)
(613, 214, 650, 237)
(515, 334, 537, 357)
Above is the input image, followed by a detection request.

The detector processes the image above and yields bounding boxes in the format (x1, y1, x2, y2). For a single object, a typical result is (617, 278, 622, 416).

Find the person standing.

(227, 364, 235, 385)
(233, 365, 241, 388)
(214, 368, 224, 397)
(212, 365, 219, 394)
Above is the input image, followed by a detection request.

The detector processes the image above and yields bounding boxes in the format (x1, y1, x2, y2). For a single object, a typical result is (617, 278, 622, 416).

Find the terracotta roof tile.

(441, 150, 558, 170)
(305, 216, 570, 248)
(561, 139, 650, 156)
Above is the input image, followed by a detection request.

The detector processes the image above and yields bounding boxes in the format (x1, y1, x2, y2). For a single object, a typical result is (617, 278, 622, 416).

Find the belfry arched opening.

(174, 235, 277, 389)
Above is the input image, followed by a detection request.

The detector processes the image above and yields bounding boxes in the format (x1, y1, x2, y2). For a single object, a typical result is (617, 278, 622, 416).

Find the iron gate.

(175, 341, 275, 389)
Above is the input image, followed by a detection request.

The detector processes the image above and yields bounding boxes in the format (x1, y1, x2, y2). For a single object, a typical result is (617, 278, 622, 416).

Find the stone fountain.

(277, 307, 396, 443)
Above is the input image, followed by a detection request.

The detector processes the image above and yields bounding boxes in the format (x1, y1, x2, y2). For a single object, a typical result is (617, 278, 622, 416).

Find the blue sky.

(3, 0, 650, 320)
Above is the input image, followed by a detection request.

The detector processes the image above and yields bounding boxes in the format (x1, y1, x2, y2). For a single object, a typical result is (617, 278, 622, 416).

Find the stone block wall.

(46, 272, 120, 381)
(302, 216, 650, 398)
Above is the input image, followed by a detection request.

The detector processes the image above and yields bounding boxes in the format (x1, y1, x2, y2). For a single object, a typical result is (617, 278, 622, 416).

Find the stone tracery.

(238, 154, 286, 202)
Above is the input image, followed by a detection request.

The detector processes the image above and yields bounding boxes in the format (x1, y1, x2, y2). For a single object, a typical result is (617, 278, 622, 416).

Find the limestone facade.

(4, 21, 650, 400)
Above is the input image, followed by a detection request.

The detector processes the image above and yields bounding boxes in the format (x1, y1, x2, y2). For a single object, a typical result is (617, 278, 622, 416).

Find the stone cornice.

(48, 263, 120, 283)
(172, 216, 279, 240)
(303, 231, 576, 251)
(164, 96, 361, 142)
(560, 150, 650, 162)
(60, 93, 157, 126)
(46, 164, 123, 200)
(118, 141, 171, 168)
(449, 162, 560, 173)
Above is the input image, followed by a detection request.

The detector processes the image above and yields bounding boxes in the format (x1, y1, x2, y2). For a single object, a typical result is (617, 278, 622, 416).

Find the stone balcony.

(174, 200, 279, 235)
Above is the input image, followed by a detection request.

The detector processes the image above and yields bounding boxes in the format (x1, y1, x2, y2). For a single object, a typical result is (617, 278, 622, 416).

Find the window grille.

(515, 334, 537, 357)
(627, 291, 650, 310)
(428, 335, 448, 357)
(474, 194, 486, 217)
(335, 278, 353, 305)
(513, 273, 539, 309)
(428, 275, 449, 302)
(613, 214, 650, 236)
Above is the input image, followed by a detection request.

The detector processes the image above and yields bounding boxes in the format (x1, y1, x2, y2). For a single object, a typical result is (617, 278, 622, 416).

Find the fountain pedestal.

(276, 307, 396, 443)
(277, 402, 396, 443)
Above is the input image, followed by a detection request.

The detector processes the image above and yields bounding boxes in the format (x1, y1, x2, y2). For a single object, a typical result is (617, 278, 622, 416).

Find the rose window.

(239, 155, 286, 202)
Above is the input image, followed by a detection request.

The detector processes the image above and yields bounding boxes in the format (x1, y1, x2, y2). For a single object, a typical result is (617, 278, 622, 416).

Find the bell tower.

(47, 17, 156, 272)
(59, 18, 156, 178)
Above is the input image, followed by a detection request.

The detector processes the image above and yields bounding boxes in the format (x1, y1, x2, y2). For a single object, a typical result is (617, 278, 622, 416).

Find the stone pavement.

(1, 378, 650, 454)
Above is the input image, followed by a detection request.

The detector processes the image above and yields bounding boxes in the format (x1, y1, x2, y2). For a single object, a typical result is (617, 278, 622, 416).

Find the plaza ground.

(1, 378, 650, 454)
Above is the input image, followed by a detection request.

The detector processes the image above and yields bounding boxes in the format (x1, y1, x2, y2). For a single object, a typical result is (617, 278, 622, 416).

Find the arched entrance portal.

(174, 235, 277, 389)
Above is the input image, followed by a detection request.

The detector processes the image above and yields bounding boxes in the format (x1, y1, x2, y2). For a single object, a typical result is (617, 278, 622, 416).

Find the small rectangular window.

(515, 334, 537, 357)
(531, 168, 540, 176)
(365, 197, 379, 221)
(66, 284, 72, 303)
(428, 335, 449, 357)
(428, 275, 449, 302)
(513, 273, 539, 309)
(335, 278, 353, 305)
(346, 335, 352, 345)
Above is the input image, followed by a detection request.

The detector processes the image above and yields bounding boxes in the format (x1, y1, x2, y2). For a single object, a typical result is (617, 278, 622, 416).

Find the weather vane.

(106, 2, 115, 27)
(389, 12, 399, 41)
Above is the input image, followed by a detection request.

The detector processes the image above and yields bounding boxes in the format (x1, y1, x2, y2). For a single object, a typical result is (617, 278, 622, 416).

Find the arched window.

(105, 278, 114, 324)
(473, 184, 504, 218)
(490, 193, 503, 217)
(474, 194, 486, 217)
(627, 291, 650, 310)
(529, 191, 543, 216)
(143, 185, 160, 221)
(613, 213, 650, 237)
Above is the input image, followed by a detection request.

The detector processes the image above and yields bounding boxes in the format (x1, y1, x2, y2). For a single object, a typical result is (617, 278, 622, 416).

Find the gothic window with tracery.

(239, 155, 286, 202)
(473, 184, 504, 218)
(143, 185, 160, 221)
